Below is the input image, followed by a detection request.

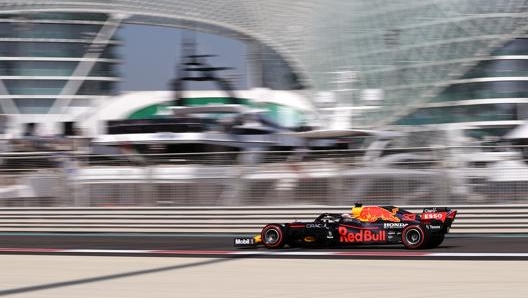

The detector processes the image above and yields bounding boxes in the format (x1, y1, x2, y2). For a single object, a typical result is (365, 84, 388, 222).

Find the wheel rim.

(405, 228, 422, 245)
(264, 228, 280, 245)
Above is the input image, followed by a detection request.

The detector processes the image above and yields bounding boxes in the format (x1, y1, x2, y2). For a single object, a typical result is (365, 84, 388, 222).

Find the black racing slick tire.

(261, 224, 286, 249)
(427, 234, 445, 248)
(402, 225, 429, 249)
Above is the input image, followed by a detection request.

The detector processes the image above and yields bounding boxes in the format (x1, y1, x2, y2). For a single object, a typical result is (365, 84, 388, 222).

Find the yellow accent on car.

(254, 234, 262, 244)
(304, 236, 316, 242)
(351, 206, 363, 218)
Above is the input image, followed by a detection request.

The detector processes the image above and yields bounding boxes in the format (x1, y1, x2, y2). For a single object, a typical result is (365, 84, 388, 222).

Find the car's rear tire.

(428, 234, 445, 248)
(261, 224, 286, 249)
(402, 225, 428, 249)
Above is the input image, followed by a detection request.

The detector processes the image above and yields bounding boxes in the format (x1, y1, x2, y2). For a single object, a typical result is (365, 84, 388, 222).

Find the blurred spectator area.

(0, 120, 91, 171)
(2, 120, 90, 152)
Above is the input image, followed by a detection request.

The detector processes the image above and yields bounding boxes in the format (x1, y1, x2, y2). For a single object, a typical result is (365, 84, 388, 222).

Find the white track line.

(1, 248, 527, 258)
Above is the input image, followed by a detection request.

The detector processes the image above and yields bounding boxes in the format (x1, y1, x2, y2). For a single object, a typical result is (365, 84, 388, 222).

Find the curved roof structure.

(2, 0, 528, 128)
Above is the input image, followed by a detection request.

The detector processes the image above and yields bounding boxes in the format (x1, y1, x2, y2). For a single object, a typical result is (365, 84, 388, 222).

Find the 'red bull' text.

(338, 226, 387, 242)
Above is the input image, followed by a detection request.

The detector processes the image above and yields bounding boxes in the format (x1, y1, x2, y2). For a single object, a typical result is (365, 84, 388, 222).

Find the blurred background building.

(1, 0, 528, 205)
(0, 0, 528, 138)
(0, 11, 121, 135)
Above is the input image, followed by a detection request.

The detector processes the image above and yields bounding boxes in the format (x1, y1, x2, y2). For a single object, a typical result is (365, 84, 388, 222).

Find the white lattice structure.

(1, 0, 528, 131)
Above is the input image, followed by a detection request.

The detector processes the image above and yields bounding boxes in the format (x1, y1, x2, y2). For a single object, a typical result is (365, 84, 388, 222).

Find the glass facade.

(2, 0, 528, 131)
(304, 0, 528, 130)
(0, 12, 120, 114)
(395, 103, 521, 125)
(397, 38, 528, 137)
(259, 45, 304, 90)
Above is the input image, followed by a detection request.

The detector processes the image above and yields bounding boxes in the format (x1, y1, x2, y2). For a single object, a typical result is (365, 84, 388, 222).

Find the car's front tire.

(261, 224, 286, 249)
(402, 225, 428, 249)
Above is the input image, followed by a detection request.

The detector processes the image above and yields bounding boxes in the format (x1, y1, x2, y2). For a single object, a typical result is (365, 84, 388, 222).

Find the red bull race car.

(234, 204, 457, 250)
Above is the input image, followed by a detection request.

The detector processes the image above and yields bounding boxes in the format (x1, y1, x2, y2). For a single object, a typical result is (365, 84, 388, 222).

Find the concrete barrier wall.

(0, 204, 527, 233)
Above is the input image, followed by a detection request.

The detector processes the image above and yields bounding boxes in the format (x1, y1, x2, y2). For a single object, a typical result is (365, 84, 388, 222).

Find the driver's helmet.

(351, 204, 363, 218)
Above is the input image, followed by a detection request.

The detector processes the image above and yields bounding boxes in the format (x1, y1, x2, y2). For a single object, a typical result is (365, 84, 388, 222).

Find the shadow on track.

(0, 255, 257, 297)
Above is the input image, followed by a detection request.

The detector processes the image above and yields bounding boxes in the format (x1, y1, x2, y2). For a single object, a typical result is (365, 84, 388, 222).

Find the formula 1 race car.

(234, 204, 457, 249)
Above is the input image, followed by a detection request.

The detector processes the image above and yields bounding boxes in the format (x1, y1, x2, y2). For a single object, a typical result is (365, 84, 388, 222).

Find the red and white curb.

(0, 248, 526, 258)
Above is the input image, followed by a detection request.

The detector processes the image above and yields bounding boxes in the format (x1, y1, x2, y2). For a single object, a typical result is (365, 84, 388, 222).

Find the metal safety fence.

(0, 205, 526, 233)
(1, 146, 528, 207)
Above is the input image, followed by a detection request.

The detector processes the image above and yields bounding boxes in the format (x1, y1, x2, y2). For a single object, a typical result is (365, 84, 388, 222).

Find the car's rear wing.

(420, 207, 457, 232)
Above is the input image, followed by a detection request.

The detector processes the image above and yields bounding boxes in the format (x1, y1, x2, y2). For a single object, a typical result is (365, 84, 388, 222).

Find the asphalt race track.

(0, 233, 527, 259)
(0, 233, 526, 297)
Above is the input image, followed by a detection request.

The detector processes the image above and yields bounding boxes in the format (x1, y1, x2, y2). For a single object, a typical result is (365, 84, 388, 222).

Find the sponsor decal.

(423, 208, 438, 213)
(383, 222, 408, 229)
(402, 213, 417, 221)
(338, 226, 387, 243)
(422, 212, 446, 221)
(234, 238, 254, 245)
(356, 206, 400, 223)
(426, 225, 442, 230)
(306, 223, 325, 229)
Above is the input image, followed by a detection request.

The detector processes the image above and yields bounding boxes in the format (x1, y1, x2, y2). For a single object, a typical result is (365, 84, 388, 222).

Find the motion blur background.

(2, 0, 528, 207)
